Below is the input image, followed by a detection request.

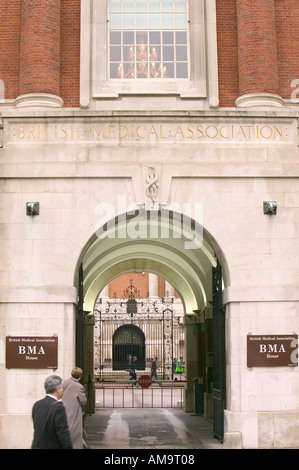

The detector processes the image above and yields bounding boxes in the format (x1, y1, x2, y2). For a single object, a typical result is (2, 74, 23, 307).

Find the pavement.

(84, 408, 225, 450)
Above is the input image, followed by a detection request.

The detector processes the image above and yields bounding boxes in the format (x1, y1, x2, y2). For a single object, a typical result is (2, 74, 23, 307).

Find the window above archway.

(109, 0, 189, 80)
(80, 0, 219, 108)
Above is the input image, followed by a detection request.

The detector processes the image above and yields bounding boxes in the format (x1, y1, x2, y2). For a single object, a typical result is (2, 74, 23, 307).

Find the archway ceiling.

(82, 214, 217, 314)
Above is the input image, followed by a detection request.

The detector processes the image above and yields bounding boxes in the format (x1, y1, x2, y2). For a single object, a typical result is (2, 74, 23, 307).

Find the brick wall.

(236, 0, 280, 96)
(60, 0, 80, 107)
(107, 273, 178, 299)
(19, 0, 61, 96)
(276, 0, 299, 101)
(109, 273, 150, 299)
(0, 0, 298, 106)
(0, 0, 22, 100)
(216, 0, 239, 107)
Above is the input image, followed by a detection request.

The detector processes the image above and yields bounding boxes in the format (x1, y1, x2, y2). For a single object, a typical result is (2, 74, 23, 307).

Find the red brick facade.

(236, 0, 280, 96)
(216, 0, 239, 107)
(0, 0, 298, 107)
(60, 0, 80, 107)
(108, 273, 179, 300)
(0, 0, 22, 100)
(19, 0, 61, 96)
(276, 0, 299, 100)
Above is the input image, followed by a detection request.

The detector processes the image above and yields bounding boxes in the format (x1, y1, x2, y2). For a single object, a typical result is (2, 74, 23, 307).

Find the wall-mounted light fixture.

(192, 309, 205, 324)
(26, 202, 39, 216)
(185, 312, 196, 322)
(83, 310, 93, 319)
(263, 201, 277, 215)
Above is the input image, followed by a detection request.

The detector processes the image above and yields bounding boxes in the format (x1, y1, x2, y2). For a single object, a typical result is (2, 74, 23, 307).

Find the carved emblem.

(146, 166, 159, 205)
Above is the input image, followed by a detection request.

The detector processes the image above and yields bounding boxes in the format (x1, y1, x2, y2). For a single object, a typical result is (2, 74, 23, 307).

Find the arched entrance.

(113, 324, 145, 370)
(75, 208, 228, 442)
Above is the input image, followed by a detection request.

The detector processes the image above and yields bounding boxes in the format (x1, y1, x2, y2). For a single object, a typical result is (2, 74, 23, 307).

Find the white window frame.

(80, 0, 219, 107)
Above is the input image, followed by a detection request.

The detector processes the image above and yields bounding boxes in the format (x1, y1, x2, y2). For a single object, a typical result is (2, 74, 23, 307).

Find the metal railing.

(95, 381, 186, 409)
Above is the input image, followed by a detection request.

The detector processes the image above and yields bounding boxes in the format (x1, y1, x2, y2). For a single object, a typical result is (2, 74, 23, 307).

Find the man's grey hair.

(44, 375, 62, 394)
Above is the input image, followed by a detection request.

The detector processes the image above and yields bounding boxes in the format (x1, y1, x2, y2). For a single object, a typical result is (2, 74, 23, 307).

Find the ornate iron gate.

(94, 295, 183, 381)
(93, 294, 185, 408)
(212, 259, 225, 442)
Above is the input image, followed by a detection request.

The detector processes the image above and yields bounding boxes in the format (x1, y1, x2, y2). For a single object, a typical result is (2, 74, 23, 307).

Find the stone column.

(235, 0, 283, 107)
(100, 285, 109, 299)
(148, 273, 159, 298)
(16, 0, 63, 107)
(165, 281, 175, 297)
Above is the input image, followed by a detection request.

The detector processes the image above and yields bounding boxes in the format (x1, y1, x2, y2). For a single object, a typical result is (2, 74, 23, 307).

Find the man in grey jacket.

(62, 367, 87, 449)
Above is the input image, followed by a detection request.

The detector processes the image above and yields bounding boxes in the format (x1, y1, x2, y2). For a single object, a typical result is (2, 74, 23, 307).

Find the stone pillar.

(165, 281, 175, 297)
(235, 0, 283, 107)
(100, 285, 109, 298)
(148, 273, 159, 298)
(16, 0, 63, 107)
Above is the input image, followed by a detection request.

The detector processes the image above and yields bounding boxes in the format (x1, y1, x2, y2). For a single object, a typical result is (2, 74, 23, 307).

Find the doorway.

(76, 209, 227, 442)
(113, 324, 145, 370)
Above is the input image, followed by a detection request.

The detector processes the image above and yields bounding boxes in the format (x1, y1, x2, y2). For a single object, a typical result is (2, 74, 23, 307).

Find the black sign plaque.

(127, 298, 137, 315)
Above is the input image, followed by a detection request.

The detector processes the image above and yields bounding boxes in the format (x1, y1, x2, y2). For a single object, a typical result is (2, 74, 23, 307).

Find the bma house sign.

(247, 335, 298, 367)
(6, 336, 58, 369)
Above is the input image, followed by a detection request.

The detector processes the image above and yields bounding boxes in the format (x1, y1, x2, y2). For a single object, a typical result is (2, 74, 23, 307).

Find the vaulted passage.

(76, 208, 227, 442)
(80, 209, 226, 313)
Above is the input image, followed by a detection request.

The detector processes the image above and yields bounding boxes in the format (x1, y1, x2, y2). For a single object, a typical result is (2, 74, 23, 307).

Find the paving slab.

(84, 408, 225, 450)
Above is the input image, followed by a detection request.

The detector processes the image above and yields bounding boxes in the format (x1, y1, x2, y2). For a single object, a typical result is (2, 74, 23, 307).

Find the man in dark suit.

(31, 374, 73, 449)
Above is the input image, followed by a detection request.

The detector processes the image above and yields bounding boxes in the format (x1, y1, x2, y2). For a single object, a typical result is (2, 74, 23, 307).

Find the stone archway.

(76, 208, 228, 428)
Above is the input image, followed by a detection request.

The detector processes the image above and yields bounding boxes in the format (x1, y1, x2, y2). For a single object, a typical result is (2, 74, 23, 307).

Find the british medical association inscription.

(7, 120, 294, 144)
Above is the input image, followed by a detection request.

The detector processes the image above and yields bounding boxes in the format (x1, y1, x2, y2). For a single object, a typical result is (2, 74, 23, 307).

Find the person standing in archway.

(129, 356, 137, 383)
(175, 357, 184, 379)
(62, 367, 87, 449)
(150, 356, 159, 381)
(151, 356, 162, 386)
